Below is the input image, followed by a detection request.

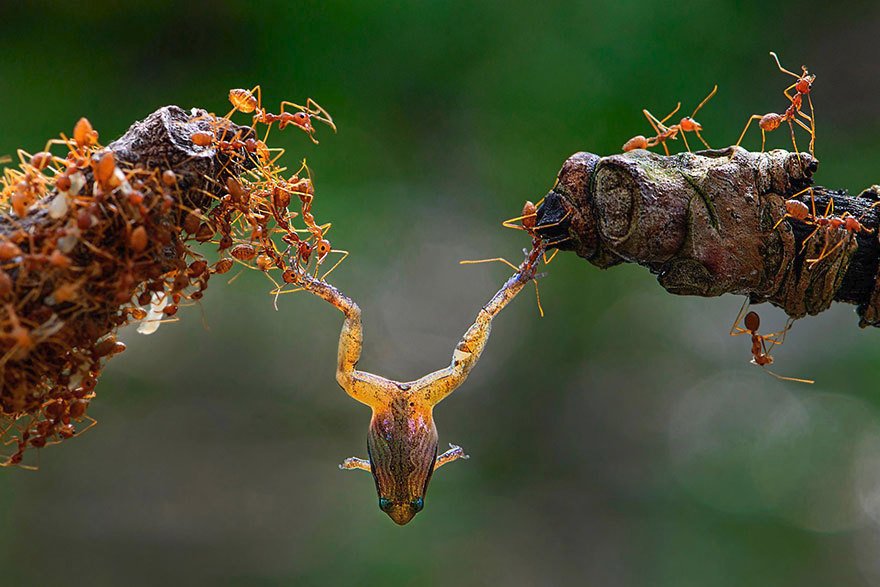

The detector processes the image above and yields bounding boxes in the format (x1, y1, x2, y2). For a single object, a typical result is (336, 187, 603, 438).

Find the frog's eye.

(379, 497, 393, 512)
(411, 497, 424, 513)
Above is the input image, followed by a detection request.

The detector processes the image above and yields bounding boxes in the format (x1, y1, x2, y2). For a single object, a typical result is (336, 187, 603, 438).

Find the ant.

(227, 86, 336, 144)
(736, 52, 815, 155)
(460, 199, 557, 317)
(622, 86, 717, 155)
(729, 301, 813, 384)
(773, 187, 875, 266)
(461, 195, 578, 317)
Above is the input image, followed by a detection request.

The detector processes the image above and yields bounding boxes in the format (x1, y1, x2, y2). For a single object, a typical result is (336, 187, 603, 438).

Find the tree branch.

(535, 147, 880, 326)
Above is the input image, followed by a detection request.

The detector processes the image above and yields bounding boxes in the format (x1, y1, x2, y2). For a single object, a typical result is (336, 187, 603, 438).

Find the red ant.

(729, 301, 813, 384)
(622, 86, 717, 155)
(736, 52, 815, 155)
(227, 86, 336, 144)
(460, 199, 568, 317)
(774, 187, 875, 266)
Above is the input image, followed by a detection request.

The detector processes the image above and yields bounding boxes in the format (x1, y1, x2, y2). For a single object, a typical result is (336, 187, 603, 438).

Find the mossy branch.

(535, 148, 880, 326)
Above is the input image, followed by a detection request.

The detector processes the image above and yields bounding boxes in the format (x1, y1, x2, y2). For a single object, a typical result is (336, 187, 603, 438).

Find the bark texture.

(535, 147, 880, 326)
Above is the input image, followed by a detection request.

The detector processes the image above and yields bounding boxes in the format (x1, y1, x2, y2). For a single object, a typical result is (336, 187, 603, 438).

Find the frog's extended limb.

(301, 275, 396, 408)
(412, 248, 541, 406)
(339, 457, 371, 472)
(434, 443, 469, 470)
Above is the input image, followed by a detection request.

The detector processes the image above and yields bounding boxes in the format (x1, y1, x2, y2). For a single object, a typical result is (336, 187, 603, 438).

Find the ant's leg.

(806, 94, 815, 153)
(793, 117, 812, 134)
(251, 85, 262, 112)
(460, 257, 544, 316)
(816, 196, 834, 220)
(694, 129, 712, 150)
(806, 186, 818, 218)
(736, 115, 763, 149)
(763, 367, 814, 385)
(642, 109, 664, 137)
(434, 444, 469, 470)
(339, 457, 371, 472)
(793, 116, 815, 155)
(319, 249, 350, 280)
(763, 318, 795, 348)
(808, 233, 849, 266)
(73, 415, 98, 437)
(770, 52, 800, 79)
(681, 132, 691, 153)
(772, 213, 792, 230)
(807, 230, 833, 264)
(280, 100, 306, 114)
(658, 103, 682, 125)
(502, 212, 533, 231)
(691, 85, 718, 118)
(799, 226, 821, 254)
(460, 257, 518, 271)
(787, 120, 803, 156)
(729, 298, 751, 336)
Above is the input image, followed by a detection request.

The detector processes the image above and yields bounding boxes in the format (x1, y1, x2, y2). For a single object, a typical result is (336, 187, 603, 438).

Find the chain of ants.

(0, 87, 340, 467)
(621, 51, 880, 384)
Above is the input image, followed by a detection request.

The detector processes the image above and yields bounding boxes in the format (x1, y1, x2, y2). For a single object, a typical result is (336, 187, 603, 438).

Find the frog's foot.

(435, 443, 470, 470)
(339, 456, 371, 472)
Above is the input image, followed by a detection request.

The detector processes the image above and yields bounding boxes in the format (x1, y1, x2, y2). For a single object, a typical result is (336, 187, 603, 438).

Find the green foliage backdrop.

(1, 1, 879, 585)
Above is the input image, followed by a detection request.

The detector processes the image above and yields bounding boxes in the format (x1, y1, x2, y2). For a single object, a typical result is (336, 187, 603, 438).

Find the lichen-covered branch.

(535, 147, 880, 326)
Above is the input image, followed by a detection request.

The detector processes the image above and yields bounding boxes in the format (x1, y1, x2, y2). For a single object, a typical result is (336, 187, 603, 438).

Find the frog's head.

(366, 400, 438, 525)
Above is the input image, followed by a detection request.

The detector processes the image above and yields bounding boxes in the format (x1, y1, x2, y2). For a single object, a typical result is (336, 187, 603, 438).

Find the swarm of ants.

(0, 86, 338, 467)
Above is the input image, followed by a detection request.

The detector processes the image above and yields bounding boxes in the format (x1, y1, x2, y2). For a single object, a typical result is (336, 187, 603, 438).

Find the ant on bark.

(773, 187, 875, 267)
(736, 52, 815, 155)
(622, 86, 717, 155)
(729, 301, 813, 384)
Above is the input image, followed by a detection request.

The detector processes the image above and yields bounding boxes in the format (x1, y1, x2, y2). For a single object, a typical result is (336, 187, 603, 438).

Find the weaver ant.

(227, 86, 336, 144)
(736, 52, 815, 155)
(729, 301, 813, 384)
(774, 187, 875, 266)
(622, 86, 717, 155)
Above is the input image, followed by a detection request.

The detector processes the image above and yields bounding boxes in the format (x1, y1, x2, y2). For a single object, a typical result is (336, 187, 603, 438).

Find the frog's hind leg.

(434, 444, 469, 470)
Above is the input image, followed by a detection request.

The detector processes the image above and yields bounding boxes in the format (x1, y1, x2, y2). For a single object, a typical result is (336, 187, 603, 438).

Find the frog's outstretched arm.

(412, 249, 541, 406)
(301, 276, 395, 408)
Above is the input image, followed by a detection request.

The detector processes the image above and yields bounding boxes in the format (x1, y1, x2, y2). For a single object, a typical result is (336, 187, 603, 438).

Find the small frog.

(303, 246, 541, 524)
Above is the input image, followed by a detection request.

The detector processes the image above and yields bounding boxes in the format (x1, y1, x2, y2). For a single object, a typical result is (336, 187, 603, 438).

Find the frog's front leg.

(339, 457, 371, 472)
(413, 260, 536, 406)
(434, 443, 469, 470)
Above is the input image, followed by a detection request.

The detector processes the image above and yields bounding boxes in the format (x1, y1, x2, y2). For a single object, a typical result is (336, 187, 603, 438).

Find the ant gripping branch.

(460, 197, 573, 317)
(729, 301, 813, 384)
(773, 187, 875, 267)
(736, 52, 816, 155)
(622, 85, 717, 155)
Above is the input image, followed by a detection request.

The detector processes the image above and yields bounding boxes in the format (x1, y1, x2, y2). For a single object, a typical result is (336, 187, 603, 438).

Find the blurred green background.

(2, 1, 880, 585)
